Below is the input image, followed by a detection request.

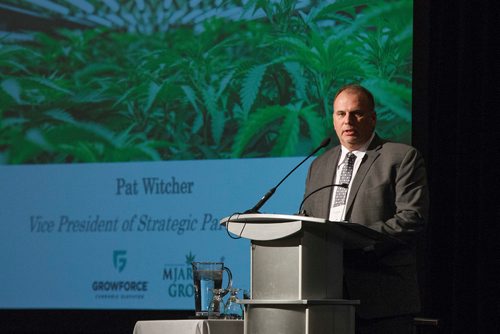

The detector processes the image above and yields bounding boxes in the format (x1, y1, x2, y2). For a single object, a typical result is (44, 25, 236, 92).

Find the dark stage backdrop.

(413, 1, 500, 334)
(2, 0, 500, 333)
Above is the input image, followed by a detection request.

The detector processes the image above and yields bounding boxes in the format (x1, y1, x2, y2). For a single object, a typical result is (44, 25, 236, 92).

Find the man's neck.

(341, 133, 375, 153)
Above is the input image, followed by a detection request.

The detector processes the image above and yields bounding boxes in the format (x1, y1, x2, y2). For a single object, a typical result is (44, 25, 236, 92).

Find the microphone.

(297, 183, 348, 216)
(243, 137, 331, 214)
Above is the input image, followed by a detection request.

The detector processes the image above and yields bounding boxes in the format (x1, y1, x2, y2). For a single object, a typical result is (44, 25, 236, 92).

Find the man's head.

(333, 84, 376, 151)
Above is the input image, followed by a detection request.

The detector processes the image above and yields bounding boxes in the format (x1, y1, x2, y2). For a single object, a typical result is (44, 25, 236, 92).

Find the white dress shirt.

(329, 133, 375, 221)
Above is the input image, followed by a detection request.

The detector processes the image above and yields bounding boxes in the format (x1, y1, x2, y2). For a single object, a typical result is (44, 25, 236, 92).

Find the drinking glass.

(223, 288, 244, 320)
(208, 288, 225, 319)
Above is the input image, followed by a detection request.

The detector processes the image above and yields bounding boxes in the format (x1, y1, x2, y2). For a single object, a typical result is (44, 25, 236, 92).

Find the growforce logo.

(92, 249, 148, 301)
(113, 250, 127, 272)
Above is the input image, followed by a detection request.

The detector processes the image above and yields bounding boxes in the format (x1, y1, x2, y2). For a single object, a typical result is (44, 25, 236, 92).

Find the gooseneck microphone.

(297, 183, 348, 216)
(243, 137, 331, 214)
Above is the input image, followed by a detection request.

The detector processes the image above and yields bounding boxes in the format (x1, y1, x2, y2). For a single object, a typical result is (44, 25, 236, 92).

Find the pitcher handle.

(222, 266, 232, 296)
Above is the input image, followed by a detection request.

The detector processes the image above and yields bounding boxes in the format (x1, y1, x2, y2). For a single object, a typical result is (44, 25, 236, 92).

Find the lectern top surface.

(237, 299, 360, 305)
(220, 213, 402, 247)
(220, 213, 329, 224)
(219, 213, 344, 241)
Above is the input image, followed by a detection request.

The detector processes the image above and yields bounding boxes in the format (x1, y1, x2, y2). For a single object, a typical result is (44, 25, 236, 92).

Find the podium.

(220, 214, 399, 334)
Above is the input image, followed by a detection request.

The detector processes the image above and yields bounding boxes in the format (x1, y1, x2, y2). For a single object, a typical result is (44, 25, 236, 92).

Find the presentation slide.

(0, 0, 413, 310)
(0, 157, 309, 309)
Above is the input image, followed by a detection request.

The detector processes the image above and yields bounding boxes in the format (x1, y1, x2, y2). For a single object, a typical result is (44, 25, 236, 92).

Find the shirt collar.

(338, 132, 375, 165)
(340, 132, 375, 154)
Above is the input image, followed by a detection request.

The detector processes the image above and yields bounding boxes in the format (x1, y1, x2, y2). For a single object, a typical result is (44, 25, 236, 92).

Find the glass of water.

(208, 288, 226, 319)
(223, 288, 244, 320)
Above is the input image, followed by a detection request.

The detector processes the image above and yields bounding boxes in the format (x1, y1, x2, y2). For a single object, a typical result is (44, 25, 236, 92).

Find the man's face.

(333, 89, 376, 151)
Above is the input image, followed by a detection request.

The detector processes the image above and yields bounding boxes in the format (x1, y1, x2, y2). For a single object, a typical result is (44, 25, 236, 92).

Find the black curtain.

(414, 1, 500, 333)
(2, 2, 500, 334)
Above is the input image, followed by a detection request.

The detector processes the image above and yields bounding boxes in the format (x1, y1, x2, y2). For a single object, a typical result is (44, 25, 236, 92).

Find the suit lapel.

(327, 146, 342, 183)
(345, 135, 383, 214)
(320, 146, 341, 218)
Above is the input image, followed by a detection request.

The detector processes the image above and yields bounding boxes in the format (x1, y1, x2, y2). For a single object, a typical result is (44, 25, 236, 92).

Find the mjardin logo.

(162, 251, 195, 298)
(113, 250, 127, 272)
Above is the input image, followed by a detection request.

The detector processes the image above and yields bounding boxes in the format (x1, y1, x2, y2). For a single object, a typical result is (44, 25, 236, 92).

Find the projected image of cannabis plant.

(0, 0, 413, 164)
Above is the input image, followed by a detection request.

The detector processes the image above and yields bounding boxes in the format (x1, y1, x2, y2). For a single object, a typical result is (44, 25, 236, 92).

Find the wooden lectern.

(220, 214, 398, 334)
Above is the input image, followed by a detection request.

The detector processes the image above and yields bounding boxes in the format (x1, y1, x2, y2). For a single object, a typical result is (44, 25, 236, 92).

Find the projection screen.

(0, 0, 414, 310)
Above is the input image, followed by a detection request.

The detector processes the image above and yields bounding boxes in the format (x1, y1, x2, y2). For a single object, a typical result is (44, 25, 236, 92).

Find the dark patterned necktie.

(333, 152, 356, 207)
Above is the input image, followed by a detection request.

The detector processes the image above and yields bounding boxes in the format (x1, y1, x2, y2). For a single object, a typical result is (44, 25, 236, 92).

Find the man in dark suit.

(302, 84, 429, 334)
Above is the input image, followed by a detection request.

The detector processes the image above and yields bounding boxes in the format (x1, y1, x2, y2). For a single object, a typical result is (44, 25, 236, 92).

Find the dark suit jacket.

(303, 134, 429, 319)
